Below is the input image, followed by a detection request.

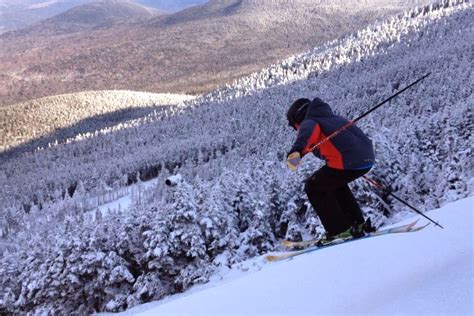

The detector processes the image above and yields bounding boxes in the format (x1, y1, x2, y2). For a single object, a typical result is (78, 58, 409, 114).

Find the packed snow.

(113, 196, 473, 316)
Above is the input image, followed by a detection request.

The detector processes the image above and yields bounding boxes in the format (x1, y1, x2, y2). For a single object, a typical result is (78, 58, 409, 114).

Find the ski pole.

(308, 73, 431, 152)
(363, 176, 444, 229)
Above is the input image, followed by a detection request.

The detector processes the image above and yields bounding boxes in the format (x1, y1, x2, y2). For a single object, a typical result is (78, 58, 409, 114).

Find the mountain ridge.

(0, 0, 94, 33)
(0, 1, 205, 33)
(5, 0, 163, 36)
(0, 0, 434, 106)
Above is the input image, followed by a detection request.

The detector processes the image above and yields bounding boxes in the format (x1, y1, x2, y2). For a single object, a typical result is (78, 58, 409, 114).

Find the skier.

(286, 97, 376, 240)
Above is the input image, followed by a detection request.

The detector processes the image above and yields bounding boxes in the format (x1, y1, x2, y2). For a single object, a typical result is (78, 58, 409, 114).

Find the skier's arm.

(287, 120, 319, 170)
(288, 120, 319, 156)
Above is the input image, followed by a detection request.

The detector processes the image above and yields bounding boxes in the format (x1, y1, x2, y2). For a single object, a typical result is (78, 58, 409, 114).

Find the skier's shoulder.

(306, 99, 336, 119)
(300, 117, 319, 129)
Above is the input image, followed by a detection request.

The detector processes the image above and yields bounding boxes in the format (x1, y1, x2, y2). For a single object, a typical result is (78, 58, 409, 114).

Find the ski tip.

(411, 222, 431, 231)
(401, 218, 420, 230)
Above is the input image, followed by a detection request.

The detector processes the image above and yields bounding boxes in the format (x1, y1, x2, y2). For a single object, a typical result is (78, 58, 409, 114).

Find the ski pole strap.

(363, 176, 444, 229)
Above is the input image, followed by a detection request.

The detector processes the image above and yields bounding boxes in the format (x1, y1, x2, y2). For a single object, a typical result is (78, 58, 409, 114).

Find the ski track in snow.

(108, 197, 473, 316)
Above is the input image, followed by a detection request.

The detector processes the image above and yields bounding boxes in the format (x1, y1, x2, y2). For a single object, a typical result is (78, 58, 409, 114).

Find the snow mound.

(116, 196, 473, 316)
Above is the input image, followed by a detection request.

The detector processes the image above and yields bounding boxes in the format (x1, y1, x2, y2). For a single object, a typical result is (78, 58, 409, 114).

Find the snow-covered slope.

(115, 196, 473, 316)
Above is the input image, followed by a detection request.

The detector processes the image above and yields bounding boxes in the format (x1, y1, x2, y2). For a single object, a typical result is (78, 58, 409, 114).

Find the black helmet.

(287, 98, 310, 129)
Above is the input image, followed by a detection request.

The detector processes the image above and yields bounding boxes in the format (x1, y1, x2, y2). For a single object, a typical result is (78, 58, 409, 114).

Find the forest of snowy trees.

(0, 0, 473, 314)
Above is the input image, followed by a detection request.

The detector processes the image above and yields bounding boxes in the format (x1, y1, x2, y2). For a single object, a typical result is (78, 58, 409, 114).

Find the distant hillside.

(0, 1, 202, 34)
(0, 0, 435, 106)
(0, 0, 94, 33)
(0, 90, 194, 155)
(9, 0, 163, 36)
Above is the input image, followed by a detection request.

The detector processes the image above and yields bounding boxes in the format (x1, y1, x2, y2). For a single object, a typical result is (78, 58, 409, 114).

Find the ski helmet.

(287, 98, 310, 129)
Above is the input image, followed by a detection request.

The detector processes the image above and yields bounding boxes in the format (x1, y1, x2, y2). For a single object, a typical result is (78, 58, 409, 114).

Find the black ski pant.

(304, 165, 371, 236)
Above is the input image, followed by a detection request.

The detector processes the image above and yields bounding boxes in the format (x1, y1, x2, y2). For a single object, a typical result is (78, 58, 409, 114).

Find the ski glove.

(287, 152, 301, 171)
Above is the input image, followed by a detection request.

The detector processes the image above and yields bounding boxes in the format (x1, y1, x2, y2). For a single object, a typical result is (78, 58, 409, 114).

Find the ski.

(267, 220, 429, 262)
(282, 219, 419, 249)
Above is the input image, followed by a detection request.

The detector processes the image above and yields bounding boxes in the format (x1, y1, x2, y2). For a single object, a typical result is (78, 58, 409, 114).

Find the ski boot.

(319, 218, 376, 245)
(316, 227, 353, 246)
(350, 218, 376, 238)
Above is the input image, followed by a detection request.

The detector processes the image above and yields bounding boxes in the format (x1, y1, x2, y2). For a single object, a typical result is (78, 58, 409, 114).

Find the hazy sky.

(136, 0, 208, 12)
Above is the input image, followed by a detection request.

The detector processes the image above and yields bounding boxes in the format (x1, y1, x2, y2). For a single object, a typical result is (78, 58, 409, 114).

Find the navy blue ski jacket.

(289, 98, 375, 170)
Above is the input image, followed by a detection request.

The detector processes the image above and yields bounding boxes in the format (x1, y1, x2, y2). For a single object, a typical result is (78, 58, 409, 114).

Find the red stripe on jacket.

(301, 124, 344, 170)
